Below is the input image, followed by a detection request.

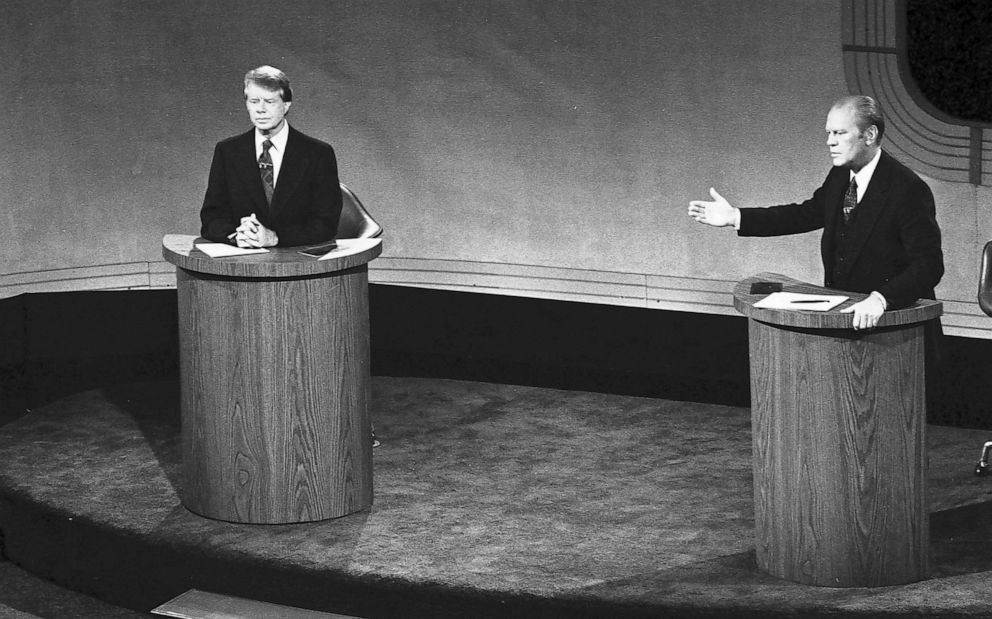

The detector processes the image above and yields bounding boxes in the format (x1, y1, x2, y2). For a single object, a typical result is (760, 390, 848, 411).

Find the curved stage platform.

(1, 377, 991, 618)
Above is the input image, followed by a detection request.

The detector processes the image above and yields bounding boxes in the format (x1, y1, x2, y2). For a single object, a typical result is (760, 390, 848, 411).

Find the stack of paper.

(195, 243, 269, 258)
(753, 292, 849, 311)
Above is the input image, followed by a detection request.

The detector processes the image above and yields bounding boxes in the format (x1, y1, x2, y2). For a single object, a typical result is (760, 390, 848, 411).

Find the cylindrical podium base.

(176, 265, 373, 524)
(748, 319, 928, 587)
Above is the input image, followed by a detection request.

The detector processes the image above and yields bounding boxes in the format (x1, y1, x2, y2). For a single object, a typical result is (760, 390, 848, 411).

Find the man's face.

(825, 104, 874, 170)
(245, 82, 291, 133)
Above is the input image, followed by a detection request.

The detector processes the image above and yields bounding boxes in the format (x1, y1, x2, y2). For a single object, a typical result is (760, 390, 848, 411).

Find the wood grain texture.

(739, 274, 935, 587)
(171, 239, 376, 524)
(163, 234, 382, 279)
(733, 273, 942, 330)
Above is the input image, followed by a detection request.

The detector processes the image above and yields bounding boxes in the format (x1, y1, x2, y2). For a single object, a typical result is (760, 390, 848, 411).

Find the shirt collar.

(255, 121, 289, 151)
(850, 148, 881, 189)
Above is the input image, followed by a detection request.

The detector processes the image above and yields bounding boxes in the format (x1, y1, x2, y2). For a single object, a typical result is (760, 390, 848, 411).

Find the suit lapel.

(232, 130, 270, 215)
(270, 127, 310, 214)
(842, 151, 892, 263)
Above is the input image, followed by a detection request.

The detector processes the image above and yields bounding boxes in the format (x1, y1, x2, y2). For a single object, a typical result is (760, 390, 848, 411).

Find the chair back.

(336, 183, 383, 239)
(980, 241, 992, 316)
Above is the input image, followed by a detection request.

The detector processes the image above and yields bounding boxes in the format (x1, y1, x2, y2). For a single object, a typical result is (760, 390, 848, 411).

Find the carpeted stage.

(0, 377, 991, 618)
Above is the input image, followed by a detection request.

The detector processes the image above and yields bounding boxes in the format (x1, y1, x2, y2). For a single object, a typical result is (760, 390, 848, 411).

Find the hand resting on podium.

(840, 293, 885, 331)
(231, 213, 280, 248)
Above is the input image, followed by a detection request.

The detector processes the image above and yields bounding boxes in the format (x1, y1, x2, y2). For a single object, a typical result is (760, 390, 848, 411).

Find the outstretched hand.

(688, 187, 737, 227)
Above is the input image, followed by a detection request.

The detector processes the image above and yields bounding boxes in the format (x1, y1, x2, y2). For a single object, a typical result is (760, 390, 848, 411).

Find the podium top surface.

(162, 234, 382, 278)
(733, 273, 942, 330)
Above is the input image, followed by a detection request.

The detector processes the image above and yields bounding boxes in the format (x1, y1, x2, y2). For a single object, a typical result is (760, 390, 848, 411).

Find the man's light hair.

(833, 95, 884, 142)
(244, 65, 293, 102)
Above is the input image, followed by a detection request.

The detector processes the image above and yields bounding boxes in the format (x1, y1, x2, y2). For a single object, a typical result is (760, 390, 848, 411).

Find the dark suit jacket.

(199, 125, 342, 247)
(738, 150, 944, 309)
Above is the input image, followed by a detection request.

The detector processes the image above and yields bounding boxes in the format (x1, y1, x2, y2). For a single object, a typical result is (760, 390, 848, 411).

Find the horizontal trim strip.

(3, 258, 990, 339)
(842, 44, 896, 54)
(0, 262, 173, 298)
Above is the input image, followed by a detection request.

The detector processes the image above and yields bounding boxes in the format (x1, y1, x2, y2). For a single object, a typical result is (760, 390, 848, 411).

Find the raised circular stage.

(0, 378, 990, 618)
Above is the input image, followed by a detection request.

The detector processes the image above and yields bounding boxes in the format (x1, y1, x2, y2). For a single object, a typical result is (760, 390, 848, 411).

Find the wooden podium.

(734, 273, 942, 587)
(162, 235, 381, 524)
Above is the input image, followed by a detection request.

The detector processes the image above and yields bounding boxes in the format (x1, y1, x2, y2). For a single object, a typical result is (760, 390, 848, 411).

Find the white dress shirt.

(849, 148, 882, 203)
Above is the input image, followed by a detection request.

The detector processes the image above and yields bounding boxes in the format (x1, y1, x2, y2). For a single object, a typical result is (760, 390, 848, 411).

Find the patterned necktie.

(259, 139, 274, 205)
(842, 177, 858, 224)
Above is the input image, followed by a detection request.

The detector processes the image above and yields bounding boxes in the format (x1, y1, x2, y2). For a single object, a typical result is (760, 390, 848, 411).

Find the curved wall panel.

(841, 0, 990, 186)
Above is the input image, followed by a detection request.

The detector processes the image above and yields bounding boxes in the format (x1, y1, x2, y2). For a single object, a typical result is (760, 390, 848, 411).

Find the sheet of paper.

(194, 243, 269, 258)
(317, 237, 382, 260)
(753, 292, 849, 311)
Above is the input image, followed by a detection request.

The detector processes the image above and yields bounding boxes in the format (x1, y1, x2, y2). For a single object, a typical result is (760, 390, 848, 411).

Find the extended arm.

(689, 179, 831, 236)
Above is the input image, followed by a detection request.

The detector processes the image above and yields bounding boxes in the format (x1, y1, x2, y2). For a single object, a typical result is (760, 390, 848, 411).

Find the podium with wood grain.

(162, 235, 381, 524)
(734, 273, 942, 587)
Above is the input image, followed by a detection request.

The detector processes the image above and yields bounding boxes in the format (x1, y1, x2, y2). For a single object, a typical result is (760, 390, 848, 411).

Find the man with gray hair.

(688, 95, 943, 331)
(200, 65, 343, 248)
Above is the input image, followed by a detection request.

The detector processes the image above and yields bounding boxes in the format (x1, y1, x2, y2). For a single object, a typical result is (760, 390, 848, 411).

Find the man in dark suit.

(200, 65, 342, 248)
(687, 95, 944, 331)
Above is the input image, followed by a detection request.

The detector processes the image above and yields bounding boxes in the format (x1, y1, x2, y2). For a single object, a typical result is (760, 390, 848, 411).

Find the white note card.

(753, 292, 849, 311)
(195, 243, 269, 258)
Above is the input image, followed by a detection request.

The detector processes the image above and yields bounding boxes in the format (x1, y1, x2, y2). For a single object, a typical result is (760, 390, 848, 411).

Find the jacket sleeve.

(876, 177, 944, 308)
(738, 175, 832, 237)
(199, 143, 238, 243)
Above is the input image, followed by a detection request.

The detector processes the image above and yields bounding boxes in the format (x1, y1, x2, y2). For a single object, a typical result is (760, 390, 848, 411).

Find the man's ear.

(864, 124, 878, 145)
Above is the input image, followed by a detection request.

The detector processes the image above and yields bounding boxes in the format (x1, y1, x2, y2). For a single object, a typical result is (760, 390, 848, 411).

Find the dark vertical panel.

(0, 295, 28, 425)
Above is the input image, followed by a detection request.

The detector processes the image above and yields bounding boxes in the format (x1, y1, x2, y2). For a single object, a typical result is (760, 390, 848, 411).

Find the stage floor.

(0, 378, 990, 617)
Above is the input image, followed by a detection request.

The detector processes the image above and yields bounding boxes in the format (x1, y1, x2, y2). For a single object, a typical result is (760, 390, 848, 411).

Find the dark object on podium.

(298, 241, 338, 257)
(749, 281, 782, 295)
(734, 273, 942, 587)
(162, 234, 382, 524)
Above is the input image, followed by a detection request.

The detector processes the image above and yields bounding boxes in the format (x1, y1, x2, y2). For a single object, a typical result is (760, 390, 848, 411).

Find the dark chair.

(976, 241, 992, 476)
(336, 183, 382, 449)
(336, 183, 383, 239)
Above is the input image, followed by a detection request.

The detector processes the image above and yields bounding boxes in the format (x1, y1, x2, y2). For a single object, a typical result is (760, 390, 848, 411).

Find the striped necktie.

(259, 139, 274, 205)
